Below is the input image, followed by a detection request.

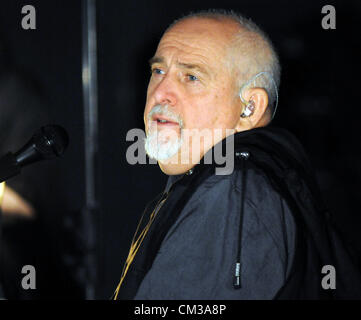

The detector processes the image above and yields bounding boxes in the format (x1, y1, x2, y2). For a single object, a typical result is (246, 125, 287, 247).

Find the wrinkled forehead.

(155, 18, 239, 68)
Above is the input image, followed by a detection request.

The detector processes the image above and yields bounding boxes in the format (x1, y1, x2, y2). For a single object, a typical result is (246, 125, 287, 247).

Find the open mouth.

(152, 114, 179, 126)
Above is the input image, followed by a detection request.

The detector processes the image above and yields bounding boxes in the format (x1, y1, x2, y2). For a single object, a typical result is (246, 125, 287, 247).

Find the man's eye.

(187, 74, 199, 81)
(151, 68, 164, 75)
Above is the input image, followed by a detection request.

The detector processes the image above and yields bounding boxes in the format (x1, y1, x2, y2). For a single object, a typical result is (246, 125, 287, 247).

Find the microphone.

(0, 125, 69, 183)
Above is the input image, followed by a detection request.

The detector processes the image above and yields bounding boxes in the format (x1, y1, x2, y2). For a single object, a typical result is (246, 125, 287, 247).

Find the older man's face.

(144, 18, 241, 173)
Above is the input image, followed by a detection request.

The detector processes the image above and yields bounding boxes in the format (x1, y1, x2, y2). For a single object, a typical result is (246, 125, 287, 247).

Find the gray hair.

(166, 9, 281, 120)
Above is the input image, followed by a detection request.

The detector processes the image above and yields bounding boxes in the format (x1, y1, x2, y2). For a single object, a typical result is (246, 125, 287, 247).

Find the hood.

(196, 126, 321, 197)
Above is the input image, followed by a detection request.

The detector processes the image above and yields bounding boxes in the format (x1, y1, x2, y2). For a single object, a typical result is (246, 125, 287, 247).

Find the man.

(113, 9, 361, 299)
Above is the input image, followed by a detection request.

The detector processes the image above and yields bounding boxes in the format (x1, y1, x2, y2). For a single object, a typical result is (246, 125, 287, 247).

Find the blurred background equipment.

(81, 0, 100, 300)
(0, 2, 86, 298)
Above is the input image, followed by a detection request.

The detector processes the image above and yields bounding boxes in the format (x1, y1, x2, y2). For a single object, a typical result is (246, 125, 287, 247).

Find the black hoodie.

(113, 126, 361, 299)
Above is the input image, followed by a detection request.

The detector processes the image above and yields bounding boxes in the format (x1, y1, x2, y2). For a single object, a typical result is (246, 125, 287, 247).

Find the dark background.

(0, 0, 360, 299)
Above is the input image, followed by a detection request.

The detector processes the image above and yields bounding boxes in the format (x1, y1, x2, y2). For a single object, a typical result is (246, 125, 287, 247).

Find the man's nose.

(152, 74, 177, 106)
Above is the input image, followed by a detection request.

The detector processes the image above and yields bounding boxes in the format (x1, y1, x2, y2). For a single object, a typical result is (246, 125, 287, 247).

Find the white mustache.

(147, 105, 183, 128)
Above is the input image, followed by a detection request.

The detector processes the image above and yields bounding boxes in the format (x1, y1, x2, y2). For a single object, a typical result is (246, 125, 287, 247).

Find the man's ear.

(235, 87, 269, 131)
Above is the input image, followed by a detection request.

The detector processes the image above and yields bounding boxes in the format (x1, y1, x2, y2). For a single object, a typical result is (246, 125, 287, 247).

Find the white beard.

(144, 124, 183, 161)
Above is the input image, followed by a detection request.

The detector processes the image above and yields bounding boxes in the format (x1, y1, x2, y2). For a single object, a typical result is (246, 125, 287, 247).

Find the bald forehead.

(165, 17, 240, 44)
(156, 17, 241, 72)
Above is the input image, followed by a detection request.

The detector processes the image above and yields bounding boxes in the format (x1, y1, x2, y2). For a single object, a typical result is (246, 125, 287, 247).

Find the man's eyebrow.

(148, 56, 164, 66)
(177, 62, 210, 76)
(148, 57, 210, 77)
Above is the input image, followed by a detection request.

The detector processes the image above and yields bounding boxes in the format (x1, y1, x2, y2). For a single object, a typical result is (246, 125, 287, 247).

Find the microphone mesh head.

(33, 125, 69, 159)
